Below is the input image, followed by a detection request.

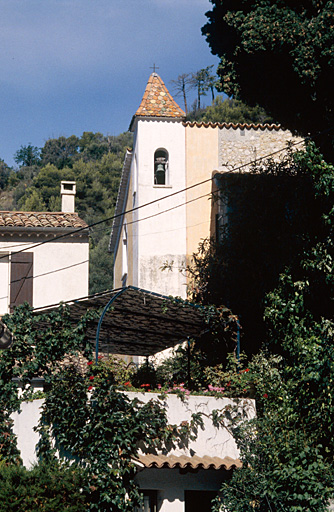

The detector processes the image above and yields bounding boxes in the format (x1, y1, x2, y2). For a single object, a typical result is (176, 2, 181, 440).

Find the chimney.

(61, 181, 76, 213)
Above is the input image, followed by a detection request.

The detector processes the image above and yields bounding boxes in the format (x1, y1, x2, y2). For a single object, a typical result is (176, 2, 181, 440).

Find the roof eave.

(109, 149, 133, 254)
(130, 114, 185, 132)
(0, 226, 89, 237)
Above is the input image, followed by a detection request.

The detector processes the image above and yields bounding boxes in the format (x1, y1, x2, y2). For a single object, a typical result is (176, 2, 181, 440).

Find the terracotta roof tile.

(184, 121, 283, 130)
(134, 73, 185, 120)
(134, 454, 241, 471)
(0, 211, 88, 230)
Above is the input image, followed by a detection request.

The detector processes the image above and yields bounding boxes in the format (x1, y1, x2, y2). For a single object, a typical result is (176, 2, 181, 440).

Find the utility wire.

(0, 259, 89, 302)
(0, 186, 217, 297)
(0, 189, 214, 293)
(0, 134, 309, 262)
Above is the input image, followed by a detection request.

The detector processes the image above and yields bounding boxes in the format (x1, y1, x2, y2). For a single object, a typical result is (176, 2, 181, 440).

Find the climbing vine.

(0, 302, 97, 463)
(0, 304, 206, 511)
(36, 363, 204, 512)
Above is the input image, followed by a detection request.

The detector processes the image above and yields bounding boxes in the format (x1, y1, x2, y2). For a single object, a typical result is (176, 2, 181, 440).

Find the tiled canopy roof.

(134, 454, 242, 471)
(0, 211, 88, 230)
(130, 73, 185, 129)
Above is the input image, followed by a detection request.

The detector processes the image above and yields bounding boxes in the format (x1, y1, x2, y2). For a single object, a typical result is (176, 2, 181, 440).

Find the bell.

(155, 163, 165, 185)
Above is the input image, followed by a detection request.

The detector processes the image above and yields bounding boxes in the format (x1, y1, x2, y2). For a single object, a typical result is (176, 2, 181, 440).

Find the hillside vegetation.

(0, 132, 133, 294)
(0, 99, 272, 294)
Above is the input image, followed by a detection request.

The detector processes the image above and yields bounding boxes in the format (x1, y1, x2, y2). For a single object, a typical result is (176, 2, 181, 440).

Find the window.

(0, 251, 34, 314)
(10, 252, 33, 312)
(135, 491, 157, 512)
(154, 149, 168, 185)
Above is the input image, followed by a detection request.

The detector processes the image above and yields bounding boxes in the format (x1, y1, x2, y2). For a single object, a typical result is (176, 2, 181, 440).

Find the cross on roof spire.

(150, 63, 159, 74)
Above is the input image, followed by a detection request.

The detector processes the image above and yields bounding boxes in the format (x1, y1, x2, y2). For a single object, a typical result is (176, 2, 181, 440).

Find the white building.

(0, 181, 89, 314)
(109, 73, 302, 299)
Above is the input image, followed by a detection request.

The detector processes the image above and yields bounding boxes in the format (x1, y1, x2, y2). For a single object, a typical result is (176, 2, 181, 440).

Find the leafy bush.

(0, 462, 86, 512)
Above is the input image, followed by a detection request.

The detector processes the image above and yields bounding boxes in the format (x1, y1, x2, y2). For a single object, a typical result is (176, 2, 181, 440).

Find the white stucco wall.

(0, 235, 89, 314)
(12, 393, 255, 467)
(12, 393, 254, 511)
(11, 399, 44, 468)
(134, 119, 187, 298)
(128, 392, 255, 459)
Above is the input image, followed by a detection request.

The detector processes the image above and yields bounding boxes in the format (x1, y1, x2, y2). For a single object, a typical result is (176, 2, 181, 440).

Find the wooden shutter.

(10, 252, 33, 311)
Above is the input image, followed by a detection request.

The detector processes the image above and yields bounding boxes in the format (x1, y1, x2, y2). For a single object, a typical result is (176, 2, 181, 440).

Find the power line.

(0, 134, 309, 262)
(0, 259, 89, 302)
(0, 187, 215, 297)
(0, 127, 331, 302)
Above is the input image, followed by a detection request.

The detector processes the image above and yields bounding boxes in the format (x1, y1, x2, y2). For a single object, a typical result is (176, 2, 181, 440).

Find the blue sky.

(0, 0, 219, 167)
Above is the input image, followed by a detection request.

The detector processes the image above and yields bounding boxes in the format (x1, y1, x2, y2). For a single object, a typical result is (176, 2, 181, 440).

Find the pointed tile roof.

(130, 73, 185, 130)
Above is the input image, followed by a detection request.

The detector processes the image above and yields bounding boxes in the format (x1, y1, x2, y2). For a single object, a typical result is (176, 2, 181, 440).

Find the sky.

(0, 0, 219, 167)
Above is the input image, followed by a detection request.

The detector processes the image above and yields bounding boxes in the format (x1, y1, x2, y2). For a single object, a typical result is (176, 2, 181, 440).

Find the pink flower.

(157, 384, 161, 389)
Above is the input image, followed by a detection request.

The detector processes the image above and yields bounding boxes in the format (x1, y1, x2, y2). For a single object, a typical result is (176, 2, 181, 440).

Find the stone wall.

(219, 126, 303, 171)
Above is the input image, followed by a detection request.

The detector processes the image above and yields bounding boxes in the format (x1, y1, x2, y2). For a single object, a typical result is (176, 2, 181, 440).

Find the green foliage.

(36, 362, 201, 511)
(188, 144, 323, 352)
(14, 144, 41, 168)
(207, 143, 334, 510)
(213, 352, 334, 511)
(0, 159, 12, 189)
(40, 135, 80, 169)
(0, 462, 86, 512)
(0, 303, 96, 463)
(202, 0, 334, 160)
(0, 305, 205, 511)
(19, 189, 46, 211)
(6, 130, 133, 292)
(187, 96, 274, 124)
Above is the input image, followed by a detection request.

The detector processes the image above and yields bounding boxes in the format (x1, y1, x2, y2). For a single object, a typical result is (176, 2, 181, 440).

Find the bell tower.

(128, 72, 187, 297)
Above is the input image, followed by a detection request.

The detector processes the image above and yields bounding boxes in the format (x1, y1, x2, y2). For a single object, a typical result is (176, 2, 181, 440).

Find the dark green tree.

(188, 145, 321, 353)
(0, 463, 86, 512)
(186, 96, 274, 124)
(202, 0, 334, 160)
(0, 160, 11, 189)
(40, 135, 79, 169)
(78, 131, 109, 162)
(14, 144, 41, 168)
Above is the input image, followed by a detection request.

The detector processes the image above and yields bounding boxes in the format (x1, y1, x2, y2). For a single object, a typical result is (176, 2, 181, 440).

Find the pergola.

(34, 286, 208, 361)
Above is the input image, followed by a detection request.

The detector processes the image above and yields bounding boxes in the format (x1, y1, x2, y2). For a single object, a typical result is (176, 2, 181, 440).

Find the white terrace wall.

(11, 393, 255, 468)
